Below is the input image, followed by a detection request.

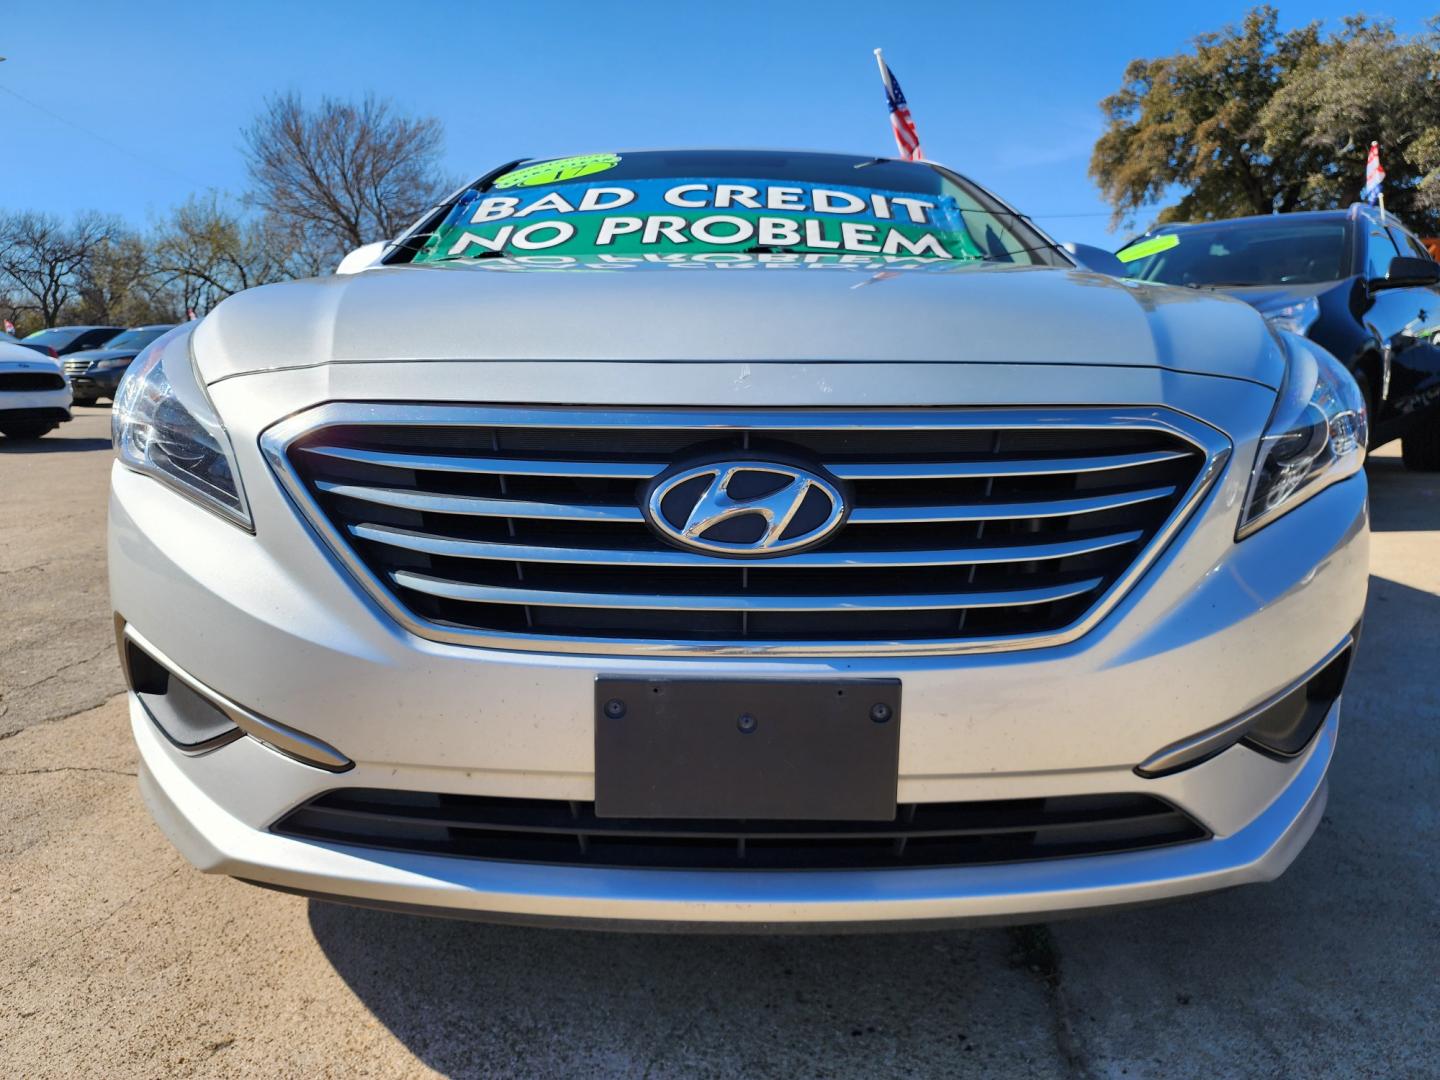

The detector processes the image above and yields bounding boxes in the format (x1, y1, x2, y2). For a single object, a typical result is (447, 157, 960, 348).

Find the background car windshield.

(23, 328, 89, 346)
(412, 150, 1061, 267)
(1121, 220, 1349, 287)
(104, 328, 171, 350)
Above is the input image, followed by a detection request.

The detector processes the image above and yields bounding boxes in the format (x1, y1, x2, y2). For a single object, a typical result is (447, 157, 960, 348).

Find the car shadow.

(306, 900, 1057, 1076)
(0, 435, 111, 454)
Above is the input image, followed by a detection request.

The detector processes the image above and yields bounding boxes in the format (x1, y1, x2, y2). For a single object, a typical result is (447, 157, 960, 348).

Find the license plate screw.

(869, 702, 893, 724)
(737, 712, 757, 734)
(603, 698, 627, 719)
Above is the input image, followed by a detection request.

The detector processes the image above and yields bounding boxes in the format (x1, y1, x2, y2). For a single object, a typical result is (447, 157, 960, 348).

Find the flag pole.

(873, 48, 890, 91)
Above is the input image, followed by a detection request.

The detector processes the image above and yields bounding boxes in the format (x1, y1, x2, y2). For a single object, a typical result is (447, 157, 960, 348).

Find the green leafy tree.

(1091, 7, 1440, 234)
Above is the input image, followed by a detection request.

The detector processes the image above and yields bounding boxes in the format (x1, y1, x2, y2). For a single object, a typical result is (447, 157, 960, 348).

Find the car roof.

(1158, 210, 1354, 232)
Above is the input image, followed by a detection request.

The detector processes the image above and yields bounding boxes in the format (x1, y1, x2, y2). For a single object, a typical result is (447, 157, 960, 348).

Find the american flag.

(1362, 142, 1385, 206)
(874, 49, 921, 161)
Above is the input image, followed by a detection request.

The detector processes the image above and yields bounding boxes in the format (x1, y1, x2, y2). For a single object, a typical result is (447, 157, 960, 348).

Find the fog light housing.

(1242, 646, 1353, 758)
(1135, 634, 1356, 777)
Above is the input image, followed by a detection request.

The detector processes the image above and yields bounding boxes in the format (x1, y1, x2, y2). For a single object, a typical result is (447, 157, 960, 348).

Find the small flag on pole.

(874, 49, 922, 161)
(1362, 142, 1386, 208)
(3, 319, 14, 335)
(187, 308, 198, 321)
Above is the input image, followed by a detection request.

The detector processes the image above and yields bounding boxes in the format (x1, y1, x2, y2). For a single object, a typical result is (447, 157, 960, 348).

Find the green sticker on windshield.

(1116, 233, 1180, 263)
(494, 154, 621, 189)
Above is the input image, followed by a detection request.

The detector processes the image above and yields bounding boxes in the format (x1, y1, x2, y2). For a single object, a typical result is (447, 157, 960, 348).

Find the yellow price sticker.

(493, 154, 622, 189)
(1116, 233, 1180, 263)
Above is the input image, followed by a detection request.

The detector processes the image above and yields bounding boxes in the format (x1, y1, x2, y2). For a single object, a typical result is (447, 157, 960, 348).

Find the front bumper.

(68, 370, 122, 399)
(110, 361, 1369, 927)
(0, 385, 72, 422)
(133, 696, 1336, 929)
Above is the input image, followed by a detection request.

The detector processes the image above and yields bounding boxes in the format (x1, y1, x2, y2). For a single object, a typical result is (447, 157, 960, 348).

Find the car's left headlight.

(93, 357, 129, 371)
(1237, 333, 1365, 538)
(112, 327, 251, 529)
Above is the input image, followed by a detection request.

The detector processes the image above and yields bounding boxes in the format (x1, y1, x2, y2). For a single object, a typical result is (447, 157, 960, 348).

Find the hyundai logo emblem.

(643, 458, 849, 558)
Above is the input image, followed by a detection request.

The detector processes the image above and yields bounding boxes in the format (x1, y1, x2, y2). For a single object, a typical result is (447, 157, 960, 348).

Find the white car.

(0, 340, 71, 440)
(109, 150, 1368, 930)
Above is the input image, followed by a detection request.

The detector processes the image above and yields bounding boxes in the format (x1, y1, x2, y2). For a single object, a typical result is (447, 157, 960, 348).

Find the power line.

(0, 81, 210, 190)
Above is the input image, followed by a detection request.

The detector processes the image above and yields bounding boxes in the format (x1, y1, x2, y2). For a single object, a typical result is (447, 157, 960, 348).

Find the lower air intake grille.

(274, 790, 1209, 871)
(0, 371, 66, 391)
(264, 405, 1226, 656)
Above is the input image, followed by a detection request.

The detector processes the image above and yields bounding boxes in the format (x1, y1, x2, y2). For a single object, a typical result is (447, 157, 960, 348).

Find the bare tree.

(0, 211, 115, 326)
(242, 93, 449, 257)
(72, 229, 178, 326)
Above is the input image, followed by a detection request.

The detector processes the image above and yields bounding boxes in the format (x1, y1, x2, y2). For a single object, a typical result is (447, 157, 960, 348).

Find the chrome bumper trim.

(1135, 633, 1354, 778)
(122, 623, 353, 772)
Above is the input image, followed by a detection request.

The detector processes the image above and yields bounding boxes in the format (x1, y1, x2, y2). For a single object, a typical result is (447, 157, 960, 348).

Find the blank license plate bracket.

(594, 677, 901, 821)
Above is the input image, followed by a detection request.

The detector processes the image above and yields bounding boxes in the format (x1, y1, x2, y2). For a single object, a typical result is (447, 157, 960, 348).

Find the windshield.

(409, 150, 1062, 268)
(23, 327, 88, 346)
(1118, 220, 1350, 288)
(103, 327, 171, 351)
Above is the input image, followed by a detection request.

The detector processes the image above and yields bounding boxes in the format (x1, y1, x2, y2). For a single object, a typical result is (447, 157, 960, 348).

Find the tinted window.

(1119, 219, 1349, 287)
(77, 328, 122, 349)
(23, 327, 87, 349)
(1365, 227, 1399, 280)
(103, 327, 172, 351)
(1390, 227, 1433, 262)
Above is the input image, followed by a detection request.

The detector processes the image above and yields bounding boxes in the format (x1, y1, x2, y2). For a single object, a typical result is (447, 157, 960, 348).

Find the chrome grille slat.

(305, 444, 1190, 482)
(316, 479, 1174, 525)
(303, 444, 661, 479)
(827, 449, 1191, 480)
(263, 404, 1229, 657)
(391, 570, 1107, 612)
(847, 486, 1177, 524)
(349, 522, 1146, 568)
(315, 481, 646, 522)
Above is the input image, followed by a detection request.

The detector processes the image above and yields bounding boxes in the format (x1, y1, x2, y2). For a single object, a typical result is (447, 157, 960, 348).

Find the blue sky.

(1, 1, 1433, 250)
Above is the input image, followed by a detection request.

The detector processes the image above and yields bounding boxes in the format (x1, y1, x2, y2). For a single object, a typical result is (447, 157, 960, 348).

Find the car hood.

(0, 344, 63, 372)
(66, 348, 140, 364)
(192, 260, 1286, 388)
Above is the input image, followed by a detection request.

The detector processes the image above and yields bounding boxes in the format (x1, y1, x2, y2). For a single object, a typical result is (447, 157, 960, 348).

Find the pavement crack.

(0, 766, 137, 778)
(13, 865, 184, 981)
(0, 691, 128, 744)
(0, 560, 51, 575)
(9, 640, 116, 692)
(1008, 924, 1093, 1080)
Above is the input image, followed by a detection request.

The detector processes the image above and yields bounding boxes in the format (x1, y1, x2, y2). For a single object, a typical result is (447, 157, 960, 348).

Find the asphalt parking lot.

(2, 406, 1437, 1079)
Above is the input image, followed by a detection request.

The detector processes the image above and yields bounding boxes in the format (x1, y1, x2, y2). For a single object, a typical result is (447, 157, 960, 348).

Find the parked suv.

(110, 150, 1368, 929)
(1118, 206, 1440, 468)
(64, 324, 176, 405)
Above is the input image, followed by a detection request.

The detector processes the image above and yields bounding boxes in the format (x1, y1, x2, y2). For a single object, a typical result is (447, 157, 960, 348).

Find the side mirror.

(1060, 242, 1126, 277)
(336, 240, 389, 276)
(1373, 255, 1440, 290)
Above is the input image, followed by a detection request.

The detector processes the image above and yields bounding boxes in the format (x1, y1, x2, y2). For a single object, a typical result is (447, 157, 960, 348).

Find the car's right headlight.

(112, 327, 251, 529)
(1237, 333, 1366, 538)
